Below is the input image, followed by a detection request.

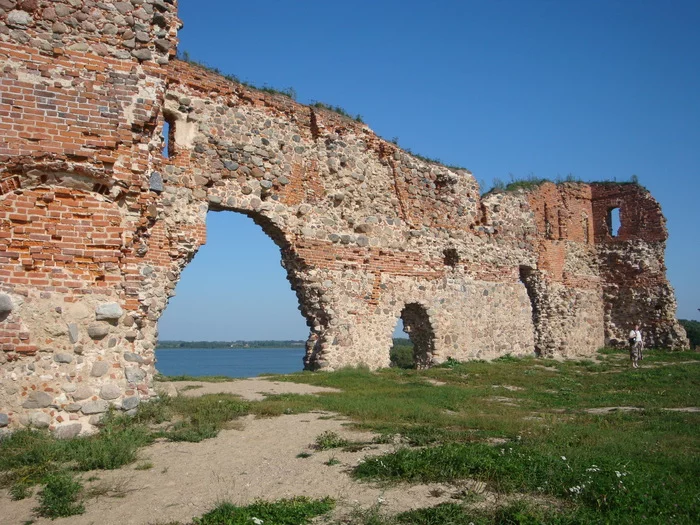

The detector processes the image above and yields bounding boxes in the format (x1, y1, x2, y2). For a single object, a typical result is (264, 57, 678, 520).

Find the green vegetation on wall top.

(483, 173, 643, 195)
(176, 51, 469, 173)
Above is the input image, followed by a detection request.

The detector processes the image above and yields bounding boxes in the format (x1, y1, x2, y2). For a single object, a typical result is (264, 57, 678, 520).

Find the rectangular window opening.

(162, 116, 175, 159)
(608, 207, 621, 237)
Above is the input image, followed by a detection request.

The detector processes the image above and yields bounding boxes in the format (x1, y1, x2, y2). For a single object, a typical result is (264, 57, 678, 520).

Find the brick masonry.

(0, 1, 688, 434)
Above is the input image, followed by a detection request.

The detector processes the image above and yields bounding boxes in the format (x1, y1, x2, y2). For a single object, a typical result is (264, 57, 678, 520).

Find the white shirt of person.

(629, 329, 642, 343)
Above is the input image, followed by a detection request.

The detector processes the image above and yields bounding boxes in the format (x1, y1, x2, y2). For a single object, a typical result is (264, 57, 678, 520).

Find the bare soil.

(0, 378, 468, 525)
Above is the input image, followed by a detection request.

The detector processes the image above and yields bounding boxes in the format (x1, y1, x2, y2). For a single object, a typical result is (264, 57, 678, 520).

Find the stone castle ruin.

(0, 1, 688, 434)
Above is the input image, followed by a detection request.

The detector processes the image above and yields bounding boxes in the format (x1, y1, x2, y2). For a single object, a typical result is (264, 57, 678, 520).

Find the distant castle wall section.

(0, 0, 688, 434)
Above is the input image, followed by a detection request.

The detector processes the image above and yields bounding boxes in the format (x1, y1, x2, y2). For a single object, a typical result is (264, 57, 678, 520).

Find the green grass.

(191, 497, 334, 525)
(260, 349, 699, 523)
(3, 348, 698, 524)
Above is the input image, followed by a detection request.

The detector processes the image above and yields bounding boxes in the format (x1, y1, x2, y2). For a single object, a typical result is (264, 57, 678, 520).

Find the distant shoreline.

(156, 340, 306, 349)
(156, 338, 413, 350)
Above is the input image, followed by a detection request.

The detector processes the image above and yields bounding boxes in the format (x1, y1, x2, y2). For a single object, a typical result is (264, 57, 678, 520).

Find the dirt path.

(0, 379, 461, 525)
(157, 377, 341, 401)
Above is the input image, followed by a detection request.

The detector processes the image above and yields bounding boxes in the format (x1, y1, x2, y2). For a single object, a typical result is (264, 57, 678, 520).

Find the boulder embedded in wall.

(7, 10, 32, 27)
(87, 323, 109, 339)
(90, 361, 110, 377)
(67, 323, 79, 343)
(29, 412, 51, 428)
(72, 386, 93, 401)
(122, 396, 140, 410)
(125, 367, 146, 384)
(81, 400, 109, 415)
(95, 303, 124, 321)
(123, 352, 144, 363)
(22, 391, 53, 409)
(0, 413, 9, 427)
(54, 423, 82, 440)
(54, 353, 73, 364)
(149, 171, 164, 192)
(0, 294, 13, 315)
(99, 383, 121, 400)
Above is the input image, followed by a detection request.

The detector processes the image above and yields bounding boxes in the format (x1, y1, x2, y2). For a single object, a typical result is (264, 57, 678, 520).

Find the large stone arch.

(0, 1, 687, 433)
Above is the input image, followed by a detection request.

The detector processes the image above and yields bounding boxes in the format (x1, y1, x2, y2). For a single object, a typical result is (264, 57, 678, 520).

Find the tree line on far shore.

(157, 340, 306, 349)
(680, 319, 700, 348)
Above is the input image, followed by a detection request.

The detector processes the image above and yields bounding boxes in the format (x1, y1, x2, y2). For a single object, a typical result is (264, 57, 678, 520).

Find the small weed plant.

(35, 471, 85, 519)
(314, 430, 350, 450)
(192, 496, 334, 525)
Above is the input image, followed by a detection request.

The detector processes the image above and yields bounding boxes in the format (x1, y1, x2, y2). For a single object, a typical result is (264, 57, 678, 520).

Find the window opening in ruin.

(582, 214, 590, 244)
(443, 248, 460, 267)
(392, 303, 436, 369)
(162, 114, 175, 158)
(519, 266, 542, 356)
(608, 207, 621, 237)
(156, 211, 308, 377)
(92, 183, 110, 195)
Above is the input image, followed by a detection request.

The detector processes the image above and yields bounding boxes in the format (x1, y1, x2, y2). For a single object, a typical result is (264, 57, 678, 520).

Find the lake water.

(155, 347, 306, 378)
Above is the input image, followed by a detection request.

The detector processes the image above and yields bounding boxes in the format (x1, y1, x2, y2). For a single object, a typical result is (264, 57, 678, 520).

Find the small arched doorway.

(396, 303, 436, 369)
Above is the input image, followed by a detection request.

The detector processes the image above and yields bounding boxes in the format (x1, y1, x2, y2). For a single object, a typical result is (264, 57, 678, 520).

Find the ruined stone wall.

(0, 0, 687, 434)
(591, 183, 688, 349)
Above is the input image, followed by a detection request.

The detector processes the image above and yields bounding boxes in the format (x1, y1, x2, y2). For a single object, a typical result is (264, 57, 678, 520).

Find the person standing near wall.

(629, 324, 643, 368)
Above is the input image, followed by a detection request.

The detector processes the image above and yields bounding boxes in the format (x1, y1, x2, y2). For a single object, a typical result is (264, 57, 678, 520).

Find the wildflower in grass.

(561, 456, 567, 461)
(568, 484, 585, 494)
(251, 518, 263, 525)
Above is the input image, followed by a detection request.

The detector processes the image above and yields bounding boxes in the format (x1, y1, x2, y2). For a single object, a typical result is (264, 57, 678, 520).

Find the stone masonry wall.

(0, 1, 688, 434)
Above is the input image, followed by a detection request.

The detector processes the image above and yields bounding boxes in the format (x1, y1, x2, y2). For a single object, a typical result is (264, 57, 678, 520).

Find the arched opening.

(394, 303, 436, 369)
(156, 211, 309, 378)
(519, 265, 542, 356)
(607, 207, 621, 237)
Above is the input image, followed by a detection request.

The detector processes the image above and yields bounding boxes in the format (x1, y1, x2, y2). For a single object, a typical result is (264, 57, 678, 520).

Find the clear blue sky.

(158, 0, 700, 341)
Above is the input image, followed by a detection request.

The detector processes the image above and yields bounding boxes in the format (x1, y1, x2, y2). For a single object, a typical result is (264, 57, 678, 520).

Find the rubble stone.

(95, 303, 123, 321)
(55, 423, 82, 439)
(22, 391, 53, 409)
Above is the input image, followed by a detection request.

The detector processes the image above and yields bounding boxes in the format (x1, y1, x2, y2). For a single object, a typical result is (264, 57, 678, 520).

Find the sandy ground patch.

(0, 379, 466, 525)
(159, 377, 341, 401)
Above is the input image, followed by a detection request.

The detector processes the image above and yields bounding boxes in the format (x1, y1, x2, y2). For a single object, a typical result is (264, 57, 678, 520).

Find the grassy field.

(1, 348, 698, 523)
